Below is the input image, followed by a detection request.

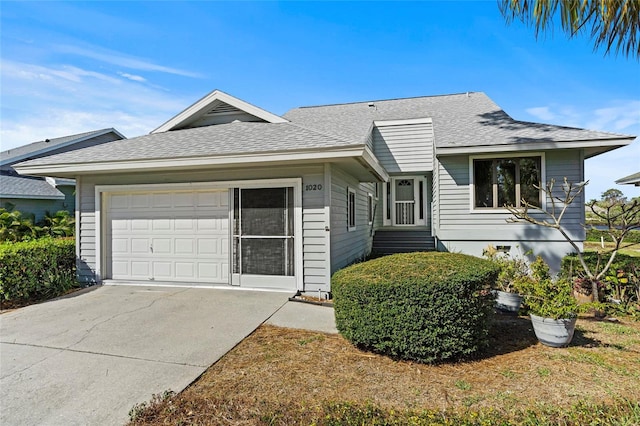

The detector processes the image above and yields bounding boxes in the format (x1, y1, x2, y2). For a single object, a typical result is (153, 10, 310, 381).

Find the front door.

(231, 187, 297, 289)
(384, 176, 427, 227)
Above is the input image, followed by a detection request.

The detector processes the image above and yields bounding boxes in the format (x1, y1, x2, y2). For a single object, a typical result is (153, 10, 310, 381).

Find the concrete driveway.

(0, 285, 290, 425)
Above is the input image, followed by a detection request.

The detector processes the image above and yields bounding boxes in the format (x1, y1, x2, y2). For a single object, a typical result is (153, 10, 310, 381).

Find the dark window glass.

(474, 159, 493, 208)
(474, 157, 541, 208)
(348, 190, 356, 228)
(419, 180, 424, 220)
(496, 159, 516, 207)
(519, 157, 541, 208)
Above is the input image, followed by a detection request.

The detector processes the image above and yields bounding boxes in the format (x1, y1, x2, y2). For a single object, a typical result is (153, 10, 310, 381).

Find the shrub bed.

(586, 229, 640, 243)
(561, 252, 637, 277)
(0, 237, 77, 303)
(332, 252, 499, 363)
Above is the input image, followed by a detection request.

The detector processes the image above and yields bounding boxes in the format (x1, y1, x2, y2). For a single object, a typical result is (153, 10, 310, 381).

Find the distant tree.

(499, 0, 640, 59)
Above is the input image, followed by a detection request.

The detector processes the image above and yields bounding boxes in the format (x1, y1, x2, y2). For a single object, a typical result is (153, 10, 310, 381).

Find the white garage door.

(106, 189, 229, 284)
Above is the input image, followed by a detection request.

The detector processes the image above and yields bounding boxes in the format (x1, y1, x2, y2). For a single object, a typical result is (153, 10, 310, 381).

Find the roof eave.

(14, 146, 373, 178)
(0, 193, 65, 200)
(435, 137, 635, 157)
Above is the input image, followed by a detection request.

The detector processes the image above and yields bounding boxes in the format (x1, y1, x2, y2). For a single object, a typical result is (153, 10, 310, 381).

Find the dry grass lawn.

(129, 314, 640, 425)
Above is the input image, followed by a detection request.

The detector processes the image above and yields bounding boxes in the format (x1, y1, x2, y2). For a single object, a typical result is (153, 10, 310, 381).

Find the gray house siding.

(76, 165, 330, 290)
(0, 197, 65, 223)
(434, 149, 585, 270)
(373, 120, 434, 173)
(330, 165, 376, 274)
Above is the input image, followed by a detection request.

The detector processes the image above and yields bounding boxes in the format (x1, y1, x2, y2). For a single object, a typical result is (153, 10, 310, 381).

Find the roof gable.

(151, 90, 288, 134)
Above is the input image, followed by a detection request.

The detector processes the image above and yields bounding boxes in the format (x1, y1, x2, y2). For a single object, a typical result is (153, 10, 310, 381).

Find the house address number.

(305, 184, 323, 191)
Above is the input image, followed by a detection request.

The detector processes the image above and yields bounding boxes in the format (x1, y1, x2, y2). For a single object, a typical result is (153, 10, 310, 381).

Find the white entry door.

(105, 189, 229, 284)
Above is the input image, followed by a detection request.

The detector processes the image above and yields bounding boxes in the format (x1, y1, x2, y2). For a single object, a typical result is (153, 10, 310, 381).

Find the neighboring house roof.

(14, 91, 636, 178)
(2, 128, 126, 201)
(0, 174, 64, 200)
(284, 92, 634, 157)
(616, 172, 640, 186)
(0, 128, 126, 167)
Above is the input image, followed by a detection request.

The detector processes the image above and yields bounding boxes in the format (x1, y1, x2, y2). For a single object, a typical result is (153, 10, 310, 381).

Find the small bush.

(0, 237, 77, 302)
(332, 252, 498, 363)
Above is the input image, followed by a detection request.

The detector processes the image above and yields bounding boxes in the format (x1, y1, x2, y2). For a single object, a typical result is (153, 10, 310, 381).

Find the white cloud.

(118, 72, 147, 82)
(54, 44, 202, 78)
(0, 59, 191, 149)
(524, 100, 640, 133)
(525, 106, 555, 121)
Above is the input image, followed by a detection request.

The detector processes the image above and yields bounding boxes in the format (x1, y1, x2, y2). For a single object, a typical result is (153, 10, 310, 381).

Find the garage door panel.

(107, 189, 229, 284)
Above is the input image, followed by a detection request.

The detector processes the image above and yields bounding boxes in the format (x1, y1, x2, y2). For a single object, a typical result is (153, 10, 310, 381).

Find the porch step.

(372, 230, 435, 255)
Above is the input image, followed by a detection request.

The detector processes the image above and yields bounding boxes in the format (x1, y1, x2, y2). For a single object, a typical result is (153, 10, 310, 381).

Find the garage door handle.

(150, 245, 153, 253)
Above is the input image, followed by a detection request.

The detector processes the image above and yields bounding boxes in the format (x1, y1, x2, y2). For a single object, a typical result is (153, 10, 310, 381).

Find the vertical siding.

(77, 165, 330, 291)
(373, 120, 434, 173)
(330, 166, 376, 273)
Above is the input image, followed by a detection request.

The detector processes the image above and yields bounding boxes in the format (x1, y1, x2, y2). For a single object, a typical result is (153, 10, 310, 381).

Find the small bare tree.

(506, 178, 640, 301)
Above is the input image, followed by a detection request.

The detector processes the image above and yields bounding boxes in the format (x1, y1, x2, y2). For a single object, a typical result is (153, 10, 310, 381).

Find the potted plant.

(483, 245, 529, 313)
(518, 256, 579, 348)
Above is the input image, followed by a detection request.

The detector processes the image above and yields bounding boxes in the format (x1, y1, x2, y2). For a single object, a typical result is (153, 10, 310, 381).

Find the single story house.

(616, 172, 640, 187)
(1, 128, 125, 221)
(15, 90, 636, 295)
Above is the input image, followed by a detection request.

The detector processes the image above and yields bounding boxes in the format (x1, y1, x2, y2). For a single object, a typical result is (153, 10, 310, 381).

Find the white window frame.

(347, 187, 357, 231)
(367, 192, 374, 225)
(469, 152, 546, 213)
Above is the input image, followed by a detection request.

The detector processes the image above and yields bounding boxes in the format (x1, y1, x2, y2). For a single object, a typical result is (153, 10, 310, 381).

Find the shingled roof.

(284, 92, 632, 150)
(14, 91, 635, 174)
(17, 121, 355, 167)
(0, 174, 64, 199)
(1, 128, 125, 167)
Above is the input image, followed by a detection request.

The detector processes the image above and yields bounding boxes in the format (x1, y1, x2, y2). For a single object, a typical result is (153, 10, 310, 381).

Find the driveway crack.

(67, 287, 191, 350)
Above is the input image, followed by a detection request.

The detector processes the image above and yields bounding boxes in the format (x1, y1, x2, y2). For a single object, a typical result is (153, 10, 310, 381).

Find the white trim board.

(152, 90, 288, 133)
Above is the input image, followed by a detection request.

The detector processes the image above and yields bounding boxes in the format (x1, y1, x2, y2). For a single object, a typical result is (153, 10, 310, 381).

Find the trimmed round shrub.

(332, 252, 499, 363)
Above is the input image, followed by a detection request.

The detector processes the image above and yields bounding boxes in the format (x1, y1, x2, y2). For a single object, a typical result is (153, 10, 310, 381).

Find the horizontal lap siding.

(436, 150, 584, 240)
(330, 166, 376, 274)
(78, 165, 329, 289)
(373, 121, 434, 173)
(302, 170, 329, 290)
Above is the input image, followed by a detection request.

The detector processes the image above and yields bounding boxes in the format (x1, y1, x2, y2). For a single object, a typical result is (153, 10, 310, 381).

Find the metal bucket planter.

(530, 314, 577, 348)
(493, 290, 523, 313)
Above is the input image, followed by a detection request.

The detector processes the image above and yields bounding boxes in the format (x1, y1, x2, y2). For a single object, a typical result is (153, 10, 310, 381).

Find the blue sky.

(1, 1, 639, 200)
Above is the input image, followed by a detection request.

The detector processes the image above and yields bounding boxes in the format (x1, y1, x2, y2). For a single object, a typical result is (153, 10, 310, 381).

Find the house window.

(367, 193, 374, 225)
(473, 156, 542, 208)
(348, 187, 356, 231)
(386, 182, 391, 220)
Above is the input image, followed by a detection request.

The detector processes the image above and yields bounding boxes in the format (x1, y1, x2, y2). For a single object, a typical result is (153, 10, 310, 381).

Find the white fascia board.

(151, 90, 288, 134)
(0, 129, 125, 167)
(374, 117, 433, 127)
(14, 146, 370, 176)
(435, 137, 634, 157)
(361, 146, 389, 181)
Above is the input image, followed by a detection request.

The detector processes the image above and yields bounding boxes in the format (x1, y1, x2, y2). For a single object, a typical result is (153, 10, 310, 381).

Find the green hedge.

(332, 252, 499, 363)
(561, 252, 637, 277)
(0, 237, 77, 302)
(586, 229, 640, 243)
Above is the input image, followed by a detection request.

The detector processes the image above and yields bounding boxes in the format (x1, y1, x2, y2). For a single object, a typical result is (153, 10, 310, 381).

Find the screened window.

(473, 156, 541, 208)
(348, 187, 356, 231)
